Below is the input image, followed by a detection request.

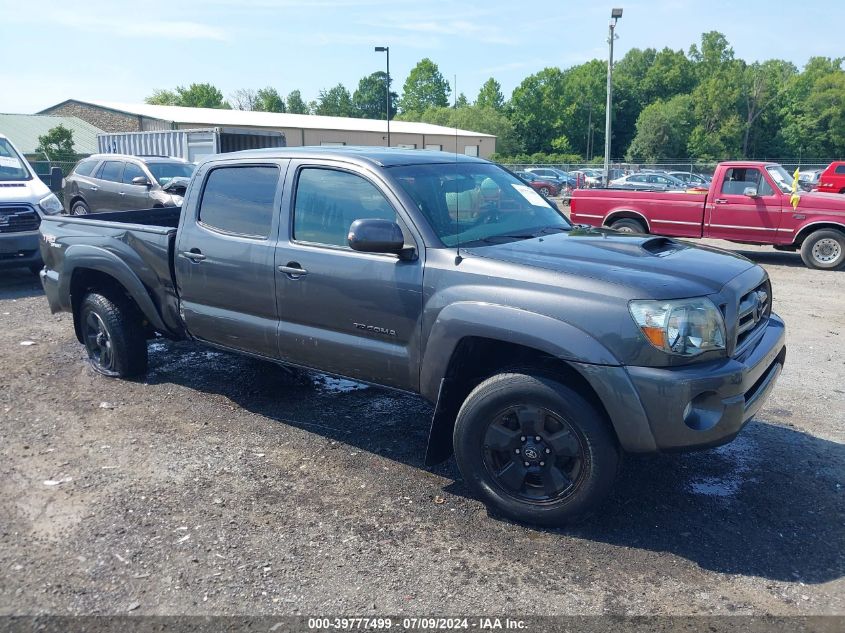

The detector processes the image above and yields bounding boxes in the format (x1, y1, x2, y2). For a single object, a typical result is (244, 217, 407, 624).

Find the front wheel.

(79, 292, 148, 378)
(539, 186, 551, 196)
(453, 373, 619, 526)
(71, 200, 90, 216)
(800, 229, 845, 270)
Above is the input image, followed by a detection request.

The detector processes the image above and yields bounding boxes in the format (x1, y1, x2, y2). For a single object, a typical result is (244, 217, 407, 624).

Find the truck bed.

(39, 207, 184, 336)
(570, 189, 707, 238)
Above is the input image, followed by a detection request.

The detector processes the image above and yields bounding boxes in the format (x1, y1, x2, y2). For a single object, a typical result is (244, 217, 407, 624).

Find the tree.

(36, 124, 75, 161)
(314, 84, 354, 117)
(626, 95, 693, 162)
(454, 93, 469, 108)
(352, 71, 397, 120)
(400, 58, 451, 116)
(145, 83, 230, 109)
(286, 90, 310, 114)
(230, 88, 258, 111)
(509, 67, 568, 155)
(740, 60, 796, 157)
(412, 105, 521, 156)
(255, 87, 286, 113)
(476, 78, 504, 110)
(687, 63, 745, 160)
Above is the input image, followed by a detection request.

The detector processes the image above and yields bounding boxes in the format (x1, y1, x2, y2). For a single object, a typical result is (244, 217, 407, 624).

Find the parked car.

(818, 161, 845, 194)
(609, 172, 687, 191)
(63, 154, 196, 215)
(514, 171, 562, 196)
(571, 160, 845, 270)
(40, 147, 785, 526)
(668, 171, 711, 187)
(524, 167, 574, 186)
(798, 169, 823, 192)
(0, 133, 63, 274)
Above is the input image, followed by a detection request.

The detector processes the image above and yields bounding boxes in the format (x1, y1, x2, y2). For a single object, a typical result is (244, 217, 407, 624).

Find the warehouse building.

(39, 99, 497, 158)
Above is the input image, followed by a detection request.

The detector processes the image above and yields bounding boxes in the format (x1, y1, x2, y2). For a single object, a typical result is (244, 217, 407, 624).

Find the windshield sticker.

(0, 156, 23, 169)
(511, 183, 550, 207)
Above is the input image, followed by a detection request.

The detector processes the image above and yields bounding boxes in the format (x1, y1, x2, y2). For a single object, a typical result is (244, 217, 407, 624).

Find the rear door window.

(198, 165, 279, 238)
(73, 160, 99, 177)
(99, 161, 124, 182)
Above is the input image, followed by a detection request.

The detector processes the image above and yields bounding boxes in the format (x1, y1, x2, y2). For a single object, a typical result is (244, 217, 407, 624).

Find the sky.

(1, 0, 843, 114)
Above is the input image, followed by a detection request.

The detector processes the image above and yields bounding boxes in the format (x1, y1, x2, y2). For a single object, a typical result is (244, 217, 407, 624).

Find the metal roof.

(0, 113, 104, 155)
(40, 99, 496, 139)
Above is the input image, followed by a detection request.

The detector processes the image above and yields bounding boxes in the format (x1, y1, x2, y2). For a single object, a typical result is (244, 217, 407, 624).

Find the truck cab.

(0, 134, 64, 273)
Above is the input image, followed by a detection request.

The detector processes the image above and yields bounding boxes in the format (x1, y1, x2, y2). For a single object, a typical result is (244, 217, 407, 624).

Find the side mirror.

(132, 176, 151, 187)
(49, 166, 63, 192)
(744, 186, 759, 198)
(348, 218, 411, 258)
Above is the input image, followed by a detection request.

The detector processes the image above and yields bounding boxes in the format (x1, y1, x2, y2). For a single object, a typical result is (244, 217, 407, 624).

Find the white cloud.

(33, 10, 229, 41)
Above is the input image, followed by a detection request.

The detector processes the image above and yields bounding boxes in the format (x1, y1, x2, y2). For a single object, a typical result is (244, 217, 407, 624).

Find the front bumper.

(625, 314, 786, 451)
(0, 231, 41, 270)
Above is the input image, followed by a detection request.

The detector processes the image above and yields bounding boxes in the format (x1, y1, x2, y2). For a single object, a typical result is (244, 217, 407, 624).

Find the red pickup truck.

(570, 161, 845, 270)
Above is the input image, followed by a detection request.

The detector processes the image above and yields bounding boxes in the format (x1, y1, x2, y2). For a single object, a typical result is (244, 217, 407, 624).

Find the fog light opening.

(683, 391, 724, 431)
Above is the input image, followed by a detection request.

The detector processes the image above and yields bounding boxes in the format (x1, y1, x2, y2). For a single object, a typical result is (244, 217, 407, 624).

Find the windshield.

(0, 138, 31, 182)
(147, 162, 196, 186)
(390, 162, 570, 247)
(766, 165, 795, 193)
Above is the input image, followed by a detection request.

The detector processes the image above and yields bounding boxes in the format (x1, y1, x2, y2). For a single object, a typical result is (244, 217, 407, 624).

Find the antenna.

(454, 74, 462, 264)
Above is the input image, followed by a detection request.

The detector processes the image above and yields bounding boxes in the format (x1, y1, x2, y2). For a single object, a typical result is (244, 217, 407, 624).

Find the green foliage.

(145, 83, 230, 109)
(255, 87, 286, 113)
(286, 90, 310, 114)
(476, 78, 504, 110)
(454, 93, 469, 109)
(315, 84, 354, 117)
(410, 105, 522, 156)
(400, 58, 451, 116)
(626, 95, 693, 162)
(35, 124, 75, 161)
(352, 72, 397, 120)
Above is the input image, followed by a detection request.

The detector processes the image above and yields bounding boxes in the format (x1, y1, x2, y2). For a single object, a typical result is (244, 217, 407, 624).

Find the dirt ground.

(0, 240, 843, 617)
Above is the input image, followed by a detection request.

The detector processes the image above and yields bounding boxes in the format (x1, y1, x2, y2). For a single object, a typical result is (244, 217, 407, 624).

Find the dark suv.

(63, 154, 196, 215)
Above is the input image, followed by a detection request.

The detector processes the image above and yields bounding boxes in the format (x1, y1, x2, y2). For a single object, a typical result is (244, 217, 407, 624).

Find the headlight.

(629, 297, 726, 357)
(38, 193, 63, 215)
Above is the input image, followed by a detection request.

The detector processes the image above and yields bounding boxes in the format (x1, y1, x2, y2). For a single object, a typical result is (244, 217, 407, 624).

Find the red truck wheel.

(610, 218, 647, 234)
(800, 229, 845, 270)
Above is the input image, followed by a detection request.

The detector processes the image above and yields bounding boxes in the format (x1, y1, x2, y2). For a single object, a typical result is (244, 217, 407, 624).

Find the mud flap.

(424, 378, 460, 466)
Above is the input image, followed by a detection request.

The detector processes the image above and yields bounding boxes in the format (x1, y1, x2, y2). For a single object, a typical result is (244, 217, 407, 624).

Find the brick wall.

(40, 102, 142, 133)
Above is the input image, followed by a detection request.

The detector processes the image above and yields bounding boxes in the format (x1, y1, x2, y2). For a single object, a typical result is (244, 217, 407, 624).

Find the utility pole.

(374, 46, 390, 147)
(604, 8, 623, 187)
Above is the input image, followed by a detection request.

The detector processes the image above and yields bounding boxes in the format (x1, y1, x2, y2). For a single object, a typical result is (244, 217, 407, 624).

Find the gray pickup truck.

(39, 147, 786, 525)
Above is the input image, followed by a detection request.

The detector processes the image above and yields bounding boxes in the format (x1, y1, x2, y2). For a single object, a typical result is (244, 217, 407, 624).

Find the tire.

(539, 186, 551, 196)
(79, 292, 148, 378)
(453, 372, 619, 526)
(800, 229, 845, 270)
(71, 200, 90, 216)
(610, 218, 647, 234)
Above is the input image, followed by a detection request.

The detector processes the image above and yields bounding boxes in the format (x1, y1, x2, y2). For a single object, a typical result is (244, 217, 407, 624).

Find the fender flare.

(61, 244, 170, 336)
(791, 219, 845, 245)
(603, 208, 651, 231)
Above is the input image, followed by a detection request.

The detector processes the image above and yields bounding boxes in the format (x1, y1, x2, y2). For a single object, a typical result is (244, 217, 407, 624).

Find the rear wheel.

(79, 292, 148, 378)
(71, 200, 90, 216)
(453, 373, 619, 526)
(610, 218, 647, 234)
(800, 229, 845, 270)
(539, 186, 551, 196)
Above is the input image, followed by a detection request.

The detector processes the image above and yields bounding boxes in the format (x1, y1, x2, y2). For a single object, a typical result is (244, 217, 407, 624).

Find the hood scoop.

(641, 237, 685, 257)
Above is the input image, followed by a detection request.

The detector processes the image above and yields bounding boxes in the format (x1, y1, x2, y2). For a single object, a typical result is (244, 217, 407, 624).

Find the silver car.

(609, 172, 687, 191)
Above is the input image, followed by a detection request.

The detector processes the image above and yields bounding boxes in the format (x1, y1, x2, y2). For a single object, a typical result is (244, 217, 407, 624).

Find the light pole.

(603, 8, 622, 187)
(374, 46, 390, 147)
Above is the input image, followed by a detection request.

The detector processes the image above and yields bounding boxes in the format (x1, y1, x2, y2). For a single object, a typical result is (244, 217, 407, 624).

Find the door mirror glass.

(743, 186, 758, 197)
(348, 218, 405, 255)
(132, 176, 151, 187)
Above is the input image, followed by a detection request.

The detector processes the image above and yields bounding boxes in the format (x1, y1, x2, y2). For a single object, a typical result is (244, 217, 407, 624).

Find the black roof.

(215, 146, 488, 168)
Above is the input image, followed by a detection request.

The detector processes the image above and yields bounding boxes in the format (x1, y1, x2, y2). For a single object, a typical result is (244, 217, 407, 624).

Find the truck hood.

(465, 227, 757, 299)
(797, 191, 845, 214)
(0, 178, 50, 205)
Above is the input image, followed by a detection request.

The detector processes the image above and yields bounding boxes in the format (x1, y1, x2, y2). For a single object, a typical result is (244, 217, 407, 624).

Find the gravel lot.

(1, 240, 843, 617)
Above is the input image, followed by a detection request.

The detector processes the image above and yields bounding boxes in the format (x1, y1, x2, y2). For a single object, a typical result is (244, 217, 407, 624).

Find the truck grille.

(0, 205, 41, 233)
(735, 280, 771, 351)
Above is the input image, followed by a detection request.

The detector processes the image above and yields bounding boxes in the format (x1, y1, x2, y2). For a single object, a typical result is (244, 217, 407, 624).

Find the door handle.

(118, 192, 125, 196)
(90, 186, 99, 192)
(714, 198, 729, 204)
(278, 263, 308, 278)
(180, 249, 206, 262)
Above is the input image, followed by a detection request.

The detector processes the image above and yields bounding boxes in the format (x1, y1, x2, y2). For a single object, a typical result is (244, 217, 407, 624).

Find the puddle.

(687, 435, 757, 499)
